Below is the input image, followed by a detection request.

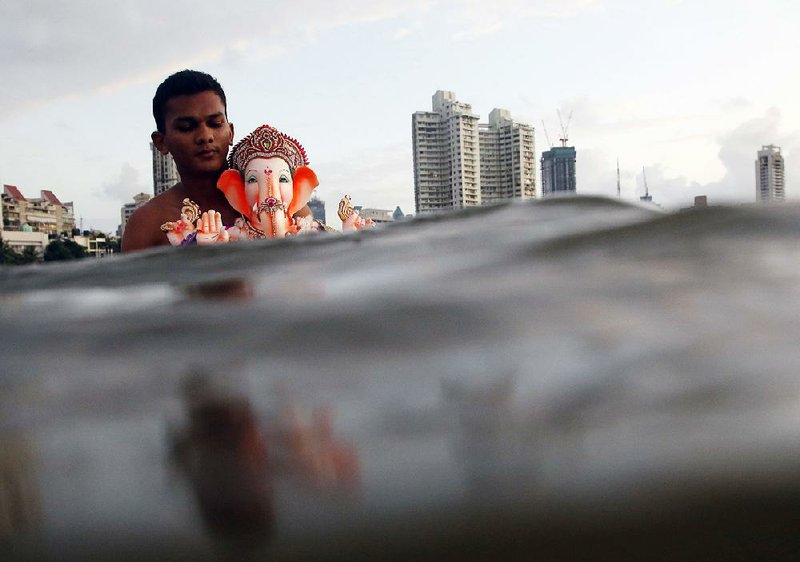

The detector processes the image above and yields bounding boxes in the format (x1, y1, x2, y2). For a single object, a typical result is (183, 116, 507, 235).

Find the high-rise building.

(755, 144, 785, 202)
(119, 192, 152, 237)
(479, 109, 536, 204)
(413, 91, 481, 213)
(413, 92, 535, 213)
(151, 142, 180, 195)
(540, 146, 576, 196)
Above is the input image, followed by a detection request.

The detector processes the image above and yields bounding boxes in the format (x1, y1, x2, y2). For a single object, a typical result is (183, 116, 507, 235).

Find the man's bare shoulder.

(121, 186, 188, 253)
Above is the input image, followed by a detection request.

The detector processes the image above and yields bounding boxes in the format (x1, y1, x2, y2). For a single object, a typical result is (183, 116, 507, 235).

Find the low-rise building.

(74, 235, 114, 258)
(359, 208, 396, 224)
(0, 230, 49, 255)
(2, 185, 76, 235)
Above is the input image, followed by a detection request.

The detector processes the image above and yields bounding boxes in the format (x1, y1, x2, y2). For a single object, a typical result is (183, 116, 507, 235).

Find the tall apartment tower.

(413, 91, 481, 213)
(151, 142, 181, 196)
(479, 108, 536, 203)
(540, 146, 577, 196)
(755, 144, 785, 202)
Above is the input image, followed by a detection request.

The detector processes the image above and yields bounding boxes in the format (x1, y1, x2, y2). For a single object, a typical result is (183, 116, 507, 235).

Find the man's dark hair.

(152, 69, 227, 132)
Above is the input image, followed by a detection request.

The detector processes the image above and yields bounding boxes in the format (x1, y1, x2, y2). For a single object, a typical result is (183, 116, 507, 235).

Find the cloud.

(0, 0, 428, 119)
(393, 19, 425, 40)
(96, 163, 148, 202)
(450, 0, 603, 39)
(578, 108, 800, 208)
(0, 0, 607, 118)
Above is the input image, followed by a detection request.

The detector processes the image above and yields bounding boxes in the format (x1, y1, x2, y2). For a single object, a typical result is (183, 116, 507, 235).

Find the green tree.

(43, 239, 88, 261)
(0, 240, 24, 265)
(19, 246, 39, 264)
(107, 238, 121, 254)
(0, 241, 38, 265)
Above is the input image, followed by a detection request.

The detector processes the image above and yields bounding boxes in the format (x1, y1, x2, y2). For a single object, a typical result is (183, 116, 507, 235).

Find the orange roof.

(3, 184, 26, 201)
(41, 190, 63, 206)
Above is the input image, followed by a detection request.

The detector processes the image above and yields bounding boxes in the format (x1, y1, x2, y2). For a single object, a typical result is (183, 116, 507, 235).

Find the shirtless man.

(121, 70, 237, 252)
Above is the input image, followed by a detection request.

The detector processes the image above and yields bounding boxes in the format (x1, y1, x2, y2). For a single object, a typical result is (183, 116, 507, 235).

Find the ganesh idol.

(161, 124, 321, 245)
(219, 124, 321, 240)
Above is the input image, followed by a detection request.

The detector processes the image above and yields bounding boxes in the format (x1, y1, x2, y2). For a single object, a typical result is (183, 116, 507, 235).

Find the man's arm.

(121, 205, 170, 253)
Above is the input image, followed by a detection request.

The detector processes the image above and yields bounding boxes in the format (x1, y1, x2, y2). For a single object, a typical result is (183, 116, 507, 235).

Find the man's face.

(152, 91, 234, 178)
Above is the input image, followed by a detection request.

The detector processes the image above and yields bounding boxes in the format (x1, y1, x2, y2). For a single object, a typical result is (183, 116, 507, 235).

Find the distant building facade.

(119, 192, 152, 237)
(74, 235, 113, 257)
(1, 184, 75, 235)
(413, 91, 535, 214)
(151, 142, 181, 195)
(359, 208, 395, 224)
(540, 146, 576, 196)
(479, 108, 536, 204)
(308, 196, 326, 224)
(0, 230, 49, 255)
(755, 144, 785, 202)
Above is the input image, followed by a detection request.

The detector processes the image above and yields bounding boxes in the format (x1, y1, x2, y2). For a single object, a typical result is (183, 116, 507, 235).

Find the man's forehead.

(164, 91, 226, 120)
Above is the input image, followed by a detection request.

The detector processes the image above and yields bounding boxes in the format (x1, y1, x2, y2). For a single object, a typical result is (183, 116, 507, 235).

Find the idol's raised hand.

(161, 213, 196, 247)
(195, 210, 230, 245)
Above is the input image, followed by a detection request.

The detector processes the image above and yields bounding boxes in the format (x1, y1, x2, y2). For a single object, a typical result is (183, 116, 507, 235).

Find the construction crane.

(557, 109, 573, 147)
(540, 120, 553, 149)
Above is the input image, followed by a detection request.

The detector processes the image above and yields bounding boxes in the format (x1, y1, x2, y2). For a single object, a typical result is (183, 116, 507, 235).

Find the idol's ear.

(288, 166, 319, 216)
(217, 169, 251, 217)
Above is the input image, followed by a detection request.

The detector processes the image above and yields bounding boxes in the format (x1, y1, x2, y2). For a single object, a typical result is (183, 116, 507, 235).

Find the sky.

(1, 0, 798, 233)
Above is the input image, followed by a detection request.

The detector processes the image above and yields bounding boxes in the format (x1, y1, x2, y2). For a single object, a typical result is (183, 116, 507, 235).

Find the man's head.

(151, 70, 234, 180)
(153, 70, 227, 133)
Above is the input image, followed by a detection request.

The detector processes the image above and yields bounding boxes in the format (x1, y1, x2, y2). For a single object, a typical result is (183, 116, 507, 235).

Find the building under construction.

(541, 146, 576, 196)
(540, 111, 576, 196)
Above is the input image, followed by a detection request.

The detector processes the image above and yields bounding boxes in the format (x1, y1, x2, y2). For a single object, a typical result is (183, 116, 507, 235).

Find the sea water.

(2, 196, 800, 559)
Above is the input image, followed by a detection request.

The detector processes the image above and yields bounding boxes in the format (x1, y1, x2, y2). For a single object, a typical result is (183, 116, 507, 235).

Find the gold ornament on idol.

(337, 195, 354, 222)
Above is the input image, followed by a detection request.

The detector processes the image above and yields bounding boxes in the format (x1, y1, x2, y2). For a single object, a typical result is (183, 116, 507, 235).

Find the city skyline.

(1, 1, 798, 233)
(413, 91, 535, 213)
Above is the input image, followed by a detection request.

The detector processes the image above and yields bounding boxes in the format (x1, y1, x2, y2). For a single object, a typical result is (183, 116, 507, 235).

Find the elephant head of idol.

(217, 124, 318, 239)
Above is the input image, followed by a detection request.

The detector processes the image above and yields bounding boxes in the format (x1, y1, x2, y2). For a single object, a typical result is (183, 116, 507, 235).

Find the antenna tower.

(642, 167, 649, 197)
(616, 159, 621, 198)
(640, 167, 653, 202)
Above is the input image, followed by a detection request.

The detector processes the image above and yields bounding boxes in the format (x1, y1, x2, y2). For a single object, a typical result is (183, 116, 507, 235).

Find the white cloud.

(96, 163, 147, 201)
(449, 0, 603, 39)
(0, 0, 429, 118)
(0, 0, 609, 117)
(579, 108, 800, 208)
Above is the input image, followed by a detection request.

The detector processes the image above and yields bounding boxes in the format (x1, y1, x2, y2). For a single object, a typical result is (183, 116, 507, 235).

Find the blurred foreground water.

(2, 196, 800, 560)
